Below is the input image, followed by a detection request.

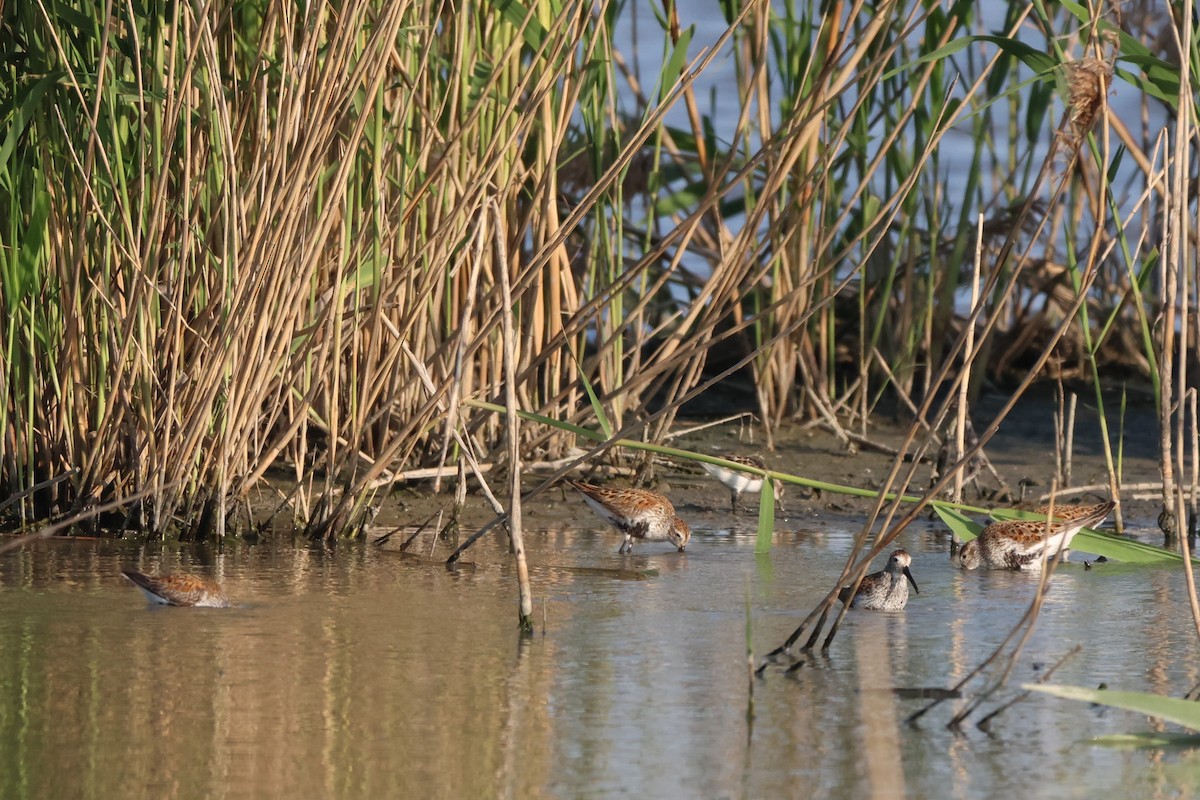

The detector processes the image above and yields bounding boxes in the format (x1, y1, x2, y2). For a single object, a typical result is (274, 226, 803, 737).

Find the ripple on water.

(1, 526, 1198, 799)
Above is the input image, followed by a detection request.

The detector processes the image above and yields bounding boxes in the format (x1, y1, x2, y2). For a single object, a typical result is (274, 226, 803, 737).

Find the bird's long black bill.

(904, 567, 919, 594)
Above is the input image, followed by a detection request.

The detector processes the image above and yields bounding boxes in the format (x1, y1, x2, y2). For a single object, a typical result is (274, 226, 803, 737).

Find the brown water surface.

(3, 509, 1200, 799)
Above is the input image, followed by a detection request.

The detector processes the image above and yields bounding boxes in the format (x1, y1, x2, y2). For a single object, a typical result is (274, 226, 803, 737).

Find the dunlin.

(121, 570, 230, 608)
(955, 500, 1115, 571)
(699, 455, 786, 513)
(839, 549, 919, 610)
(1032, 501, 1113, 522)
(568, 481, 691, 554)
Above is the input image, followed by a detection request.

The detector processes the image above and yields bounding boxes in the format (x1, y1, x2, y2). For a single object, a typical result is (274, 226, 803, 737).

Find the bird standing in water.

(568, 481, 691, 554)
(955, 500, 1115, 571)
(839, 549, 919, 610)
(699, 455, 786, 513)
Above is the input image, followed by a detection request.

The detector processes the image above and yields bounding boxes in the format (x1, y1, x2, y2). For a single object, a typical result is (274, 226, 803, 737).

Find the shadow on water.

(2, 518, 1200, 798)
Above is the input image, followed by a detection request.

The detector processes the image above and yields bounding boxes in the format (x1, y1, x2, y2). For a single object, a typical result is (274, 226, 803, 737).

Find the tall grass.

(0, 0, 1193, 538)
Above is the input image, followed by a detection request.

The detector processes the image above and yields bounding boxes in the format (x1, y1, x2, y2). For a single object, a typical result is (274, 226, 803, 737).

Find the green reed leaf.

(755, 476, 774, 554)
(1026, 684, 1200, 732)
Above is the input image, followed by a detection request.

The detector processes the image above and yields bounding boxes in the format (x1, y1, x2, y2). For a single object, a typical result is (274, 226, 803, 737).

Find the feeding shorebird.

(699, 455, 785, 513)
(1033, 501, 1112, 522)
(839, 549, 919, 610)
(954, 500, 1115, 571)
(568, 481, 691, 554)
(121, 570, 230, 608)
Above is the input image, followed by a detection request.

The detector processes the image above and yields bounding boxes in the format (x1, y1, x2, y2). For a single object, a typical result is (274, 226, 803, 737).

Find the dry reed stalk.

(953, 215, 984, 504)
(494, 200, 534, 630)
(1053, 381, 1065, 486)
(1159, 165, 1181, 541)
(1167, 3, 1200, 640)
(1177, 152, 1192, 538)
(906, 491, 1071, 727)
(1191, 390, 1198, 535)
(972, 644, 1081, 732)
(1176, 484, 1200, 646)
(432, 214, 489, 494)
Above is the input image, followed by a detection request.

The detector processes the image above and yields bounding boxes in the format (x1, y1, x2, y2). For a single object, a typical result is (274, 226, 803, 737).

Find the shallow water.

(3, 511, 1200, 800)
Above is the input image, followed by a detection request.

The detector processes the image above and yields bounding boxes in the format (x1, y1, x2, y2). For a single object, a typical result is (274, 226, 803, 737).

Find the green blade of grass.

(1026, 684, 1200, 732)
(1088, 733, 1200, 749)
(564, 343, 613, 439)
(755, 476, 774, 554)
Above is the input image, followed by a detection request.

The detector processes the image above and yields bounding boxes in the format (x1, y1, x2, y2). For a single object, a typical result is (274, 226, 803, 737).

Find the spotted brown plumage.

(121, 570, 230, 608)
(839, 549, 919, 610)
(955, 500, 1115, 571)
(568, 481, 691, 554)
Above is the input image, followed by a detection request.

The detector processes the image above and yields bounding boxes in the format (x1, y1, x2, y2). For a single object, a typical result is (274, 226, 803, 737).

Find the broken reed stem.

(771, 107, 1096, 661)
(953, 213, 984, 504)
(911, 544, 1064, 725)
(973, 644, 1082, 732)
(428, 511, 444, 559)
(940, 491, 1064, 728)
(1053, 385, 1076, 488)
(370, 505, 441, 548)
(495, 200, 534, 632)
(0, 471, 78, 520)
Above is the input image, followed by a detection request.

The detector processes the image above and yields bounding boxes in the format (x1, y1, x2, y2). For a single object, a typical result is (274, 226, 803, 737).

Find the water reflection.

(2, 520, 1200, 798)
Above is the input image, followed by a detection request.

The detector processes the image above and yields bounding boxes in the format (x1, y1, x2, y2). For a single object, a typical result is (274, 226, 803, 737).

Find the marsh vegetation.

(11, 2, 1200, 789)
(2, 0, 1191, 542)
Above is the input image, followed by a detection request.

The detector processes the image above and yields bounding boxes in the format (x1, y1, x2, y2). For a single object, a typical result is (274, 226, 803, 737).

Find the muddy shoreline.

(371, 384, 1176, 554)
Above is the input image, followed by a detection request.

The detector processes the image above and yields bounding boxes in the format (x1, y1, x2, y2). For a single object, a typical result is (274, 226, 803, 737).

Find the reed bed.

(0, 0, 1194, 543)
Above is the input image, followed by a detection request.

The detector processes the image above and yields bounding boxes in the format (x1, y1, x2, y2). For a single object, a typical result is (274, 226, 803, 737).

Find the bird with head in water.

(121, 570, 230, 608)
